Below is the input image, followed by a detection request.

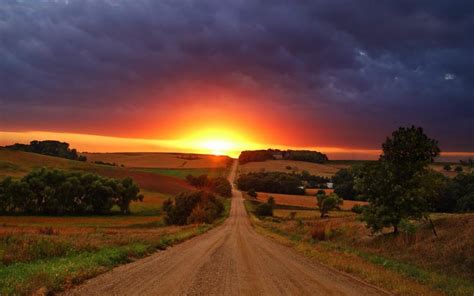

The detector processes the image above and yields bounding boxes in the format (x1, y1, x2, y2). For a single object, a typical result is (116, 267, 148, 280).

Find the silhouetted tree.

(3, 140, 87, 161)
(356, 126, 440, 234)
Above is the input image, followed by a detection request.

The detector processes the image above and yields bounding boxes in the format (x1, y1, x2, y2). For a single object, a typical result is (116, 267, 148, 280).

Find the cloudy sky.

(1, 0, 473, 153)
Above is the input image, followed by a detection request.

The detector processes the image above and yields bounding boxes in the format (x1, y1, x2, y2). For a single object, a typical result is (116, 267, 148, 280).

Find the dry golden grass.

(0, 149, 93, 178)
(238, 160, 349, 177)
(253, 223, 445, 296)
(255, 192, 367, 210)
(249, 202, 474, 295)
(0, 221, 191, 265)
(0, 215, 162, 229)
(84, 152, 231, 169)
(273, 209, 355, 219)
(304, 188, 334, 195)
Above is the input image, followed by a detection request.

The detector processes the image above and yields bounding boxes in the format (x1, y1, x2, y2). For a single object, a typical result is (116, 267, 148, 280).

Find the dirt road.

(65, 161, 386, 296)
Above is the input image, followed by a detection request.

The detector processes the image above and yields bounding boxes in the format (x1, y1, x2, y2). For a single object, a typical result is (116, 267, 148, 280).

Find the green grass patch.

(0, 243, 152, 295)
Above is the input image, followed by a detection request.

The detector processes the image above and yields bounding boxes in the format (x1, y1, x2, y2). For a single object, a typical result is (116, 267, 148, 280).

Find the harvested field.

(238, 159, 350, 177)
(305, 188, 334, 195)
(0, 215, 162, 230)
(84, 152, 232, 169)
(89, 166, 194, 195)
(136, 167, 227, 179)
(273, 209, 354, 219)
(255, 192, 368, 210)
(0, 149, 92, 178)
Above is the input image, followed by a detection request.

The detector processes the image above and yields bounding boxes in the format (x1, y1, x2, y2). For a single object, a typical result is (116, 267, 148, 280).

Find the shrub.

(443, 164, 452, 171)
(310, 223, 326, 241)
(435, 172, 474, 212)
(186, 175, 232, 197)
(316, 192, 342, 218)
(351, 204, 367, 214)
(255, 203, 273, 217)
(208, 177, 232, 197)
(455, 166, 463, 173)
(247, 189, 257, 198)
(163, 191, 224, 225)
(186, 174, 209, 188)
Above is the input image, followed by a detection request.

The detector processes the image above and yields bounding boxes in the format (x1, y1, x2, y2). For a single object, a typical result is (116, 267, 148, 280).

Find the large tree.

(356, 126, 440, 234)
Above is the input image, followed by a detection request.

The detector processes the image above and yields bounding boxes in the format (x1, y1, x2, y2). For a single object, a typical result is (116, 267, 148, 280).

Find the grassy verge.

(0, 199, 231, 295)
(244, 200, 474, 296)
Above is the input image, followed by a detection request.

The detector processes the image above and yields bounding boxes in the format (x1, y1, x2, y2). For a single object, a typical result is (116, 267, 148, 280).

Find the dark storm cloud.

(0, 0, 473, 150)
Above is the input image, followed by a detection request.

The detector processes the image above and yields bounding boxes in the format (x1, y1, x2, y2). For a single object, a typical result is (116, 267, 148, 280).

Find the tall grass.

(0, 199, 232, 295)
(243, 201, 474, 296)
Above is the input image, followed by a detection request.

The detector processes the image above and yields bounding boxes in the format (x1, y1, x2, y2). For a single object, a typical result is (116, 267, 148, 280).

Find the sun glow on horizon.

(178, 128, 257, 157)
(1, 130, 473, 161)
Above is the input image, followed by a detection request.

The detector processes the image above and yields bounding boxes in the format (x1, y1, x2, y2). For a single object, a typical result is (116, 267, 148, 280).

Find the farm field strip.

(238, 159, 351, 177)
(83, 152, 231, 169)
(255, 192, 368, 211)
(135, 167, 227, 179)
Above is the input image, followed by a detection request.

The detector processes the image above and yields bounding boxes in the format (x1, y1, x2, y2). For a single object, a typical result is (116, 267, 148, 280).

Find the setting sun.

(199, 139, 234, 155)
(175, 128, 259, 157)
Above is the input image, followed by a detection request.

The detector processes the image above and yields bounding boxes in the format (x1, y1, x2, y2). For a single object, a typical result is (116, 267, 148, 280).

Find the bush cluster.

(238, 149, 328, 164)
(316, 190, 342, 218)
(163, 191, 224, 225)
(93, 160, 118, 166)
(0, 168, 143, 215)
(185, 175, 232, 197)
(350, 204, 367, 214)
(429, 171, 474, 213)
(255, 197, 275, 217)
(247, 188, 257, 198)
(297, 170, 330, 188)
(3, 140, 87, 161)
(332, 168, 359, 200)
(237, 172, 305, 195)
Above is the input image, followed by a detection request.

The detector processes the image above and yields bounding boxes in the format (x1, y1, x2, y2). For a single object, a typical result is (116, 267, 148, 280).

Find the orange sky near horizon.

(1, 130, 473, 162)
